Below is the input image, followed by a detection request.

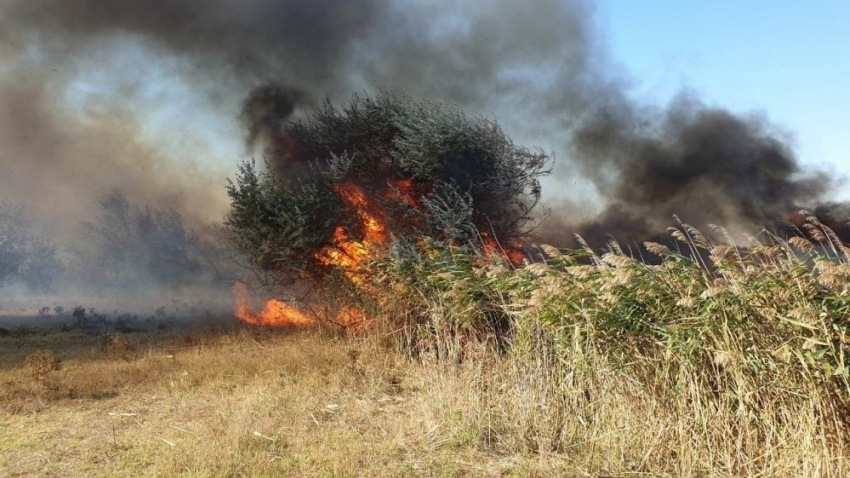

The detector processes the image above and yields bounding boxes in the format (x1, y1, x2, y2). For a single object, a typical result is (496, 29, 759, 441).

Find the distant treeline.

(0, 190, 232, 294)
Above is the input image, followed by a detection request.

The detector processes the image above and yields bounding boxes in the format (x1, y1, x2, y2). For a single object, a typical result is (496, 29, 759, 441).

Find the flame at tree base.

(231, 282, 316, 327)
(231, 282, 366, 329)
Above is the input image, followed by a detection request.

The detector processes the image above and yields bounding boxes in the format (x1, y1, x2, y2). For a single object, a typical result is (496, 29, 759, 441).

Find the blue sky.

(599, 1, 850, 194)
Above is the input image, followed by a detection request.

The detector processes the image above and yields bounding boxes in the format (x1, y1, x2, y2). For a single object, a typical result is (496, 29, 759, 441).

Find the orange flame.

(233, 178, 523, 329)
(314, 182, 390, 279)
(481, 232, 526, 265)
(231, 282, 315, 327)
(385, 179, 420, 208)
(231, 282, 367, 329)
(233, 182, 392, 329)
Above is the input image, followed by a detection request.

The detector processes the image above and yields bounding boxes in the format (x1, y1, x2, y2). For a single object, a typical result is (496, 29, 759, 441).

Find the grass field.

(0, 324, 585, 477)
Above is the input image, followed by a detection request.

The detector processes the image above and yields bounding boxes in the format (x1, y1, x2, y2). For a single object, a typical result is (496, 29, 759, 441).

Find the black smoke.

(0, 0, 595, 232)
(0, 0, 843, 257)
(567, 94, 837, 246)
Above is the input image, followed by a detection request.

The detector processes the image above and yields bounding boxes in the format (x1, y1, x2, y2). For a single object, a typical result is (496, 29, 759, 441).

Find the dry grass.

(358, 220, 850, 477)
(0, 325, 579, 477)
(22, 350, 61, 384)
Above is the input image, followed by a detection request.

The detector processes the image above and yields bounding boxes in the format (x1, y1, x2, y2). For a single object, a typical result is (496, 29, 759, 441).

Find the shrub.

(9, 326, 33, 337)
(0, 202, 62, 291)
(363, 216, 850, 472)
(24, 350, 62, 384)
(72, 306, 87, 329)
(103, 333, 133, 360)
(226, 92, 551, 285)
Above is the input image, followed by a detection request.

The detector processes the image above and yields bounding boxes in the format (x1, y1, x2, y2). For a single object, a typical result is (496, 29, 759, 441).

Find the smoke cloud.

(0, 0, 842, 259)
(0, 0, 593, 227)
(567, 94, 835, 245)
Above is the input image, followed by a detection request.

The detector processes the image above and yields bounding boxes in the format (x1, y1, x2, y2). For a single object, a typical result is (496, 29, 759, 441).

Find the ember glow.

(232, 281, 372, 329)
(480, 232, 526, 265)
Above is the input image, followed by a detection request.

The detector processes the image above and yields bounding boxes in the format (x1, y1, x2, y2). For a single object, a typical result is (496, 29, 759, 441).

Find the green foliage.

(226, 161, 341, 277)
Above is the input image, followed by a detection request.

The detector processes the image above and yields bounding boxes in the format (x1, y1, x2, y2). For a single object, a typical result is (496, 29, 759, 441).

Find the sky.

(600, 0, 850, 195)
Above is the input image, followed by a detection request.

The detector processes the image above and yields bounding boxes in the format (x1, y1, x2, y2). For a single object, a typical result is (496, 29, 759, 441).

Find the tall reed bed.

(362, 215, 850, 476)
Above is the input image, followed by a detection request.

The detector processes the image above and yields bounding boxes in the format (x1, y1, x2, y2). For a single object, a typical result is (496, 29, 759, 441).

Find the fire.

(314, 182, 390, 279)
(233, 178, 524, 328)
(386, 179, 420, 208)
(481, 232, 526, 265)
(231, 282, 315, 327)
(343, 182, 389, 244)
(233, 182, 393, 329)
(231, 282, 367, 329)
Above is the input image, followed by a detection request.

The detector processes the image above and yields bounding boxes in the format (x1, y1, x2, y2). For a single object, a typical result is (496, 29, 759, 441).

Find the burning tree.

(226, 92, 552, 287)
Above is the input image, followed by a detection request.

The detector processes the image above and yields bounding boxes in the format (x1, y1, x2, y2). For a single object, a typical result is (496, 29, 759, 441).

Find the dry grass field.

(0, 324, 582, 477)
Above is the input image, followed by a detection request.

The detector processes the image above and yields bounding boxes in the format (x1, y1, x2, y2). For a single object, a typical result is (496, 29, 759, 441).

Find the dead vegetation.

(23, 350, 61, 384)
(102, 333, 134, 360)
(1, 325, 573, 477)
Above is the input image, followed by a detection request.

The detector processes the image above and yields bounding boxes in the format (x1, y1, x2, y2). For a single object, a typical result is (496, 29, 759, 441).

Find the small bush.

(24, 350, 62, 384)
(103, 333, 133, 360)
(72, 306, 87, 329)
(227, 92, 551, 285)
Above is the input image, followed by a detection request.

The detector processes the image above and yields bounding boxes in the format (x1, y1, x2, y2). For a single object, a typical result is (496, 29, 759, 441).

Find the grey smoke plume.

(0, 0, 841, 257)
(0, 0, 594, 228)
(567, 94, 835, 245)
